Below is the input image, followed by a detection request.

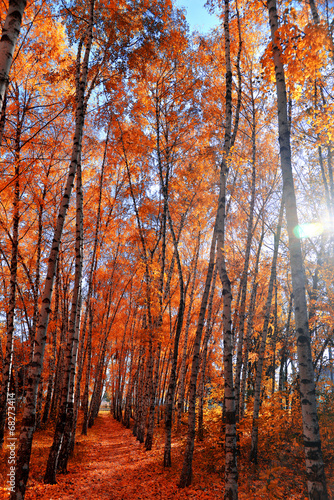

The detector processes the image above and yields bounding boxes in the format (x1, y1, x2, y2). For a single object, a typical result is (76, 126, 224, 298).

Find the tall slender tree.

(266, 0, 328, 498)
(11, 1, 95, 497)
(0, 0, 27, 114)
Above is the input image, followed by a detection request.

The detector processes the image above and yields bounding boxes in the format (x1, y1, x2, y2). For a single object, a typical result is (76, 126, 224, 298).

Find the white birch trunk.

(10, 1, 94, 496)
(267, 1, 328, 497)
(0, 0, 26, 113)
(0, 153, 20, 447)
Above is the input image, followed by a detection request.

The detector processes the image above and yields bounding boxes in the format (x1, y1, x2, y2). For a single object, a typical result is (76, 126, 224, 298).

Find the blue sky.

(174, 0, 219, 33)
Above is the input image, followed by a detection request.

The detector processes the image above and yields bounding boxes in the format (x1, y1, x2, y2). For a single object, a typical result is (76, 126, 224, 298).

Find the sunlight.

(293, 222, 324, 239)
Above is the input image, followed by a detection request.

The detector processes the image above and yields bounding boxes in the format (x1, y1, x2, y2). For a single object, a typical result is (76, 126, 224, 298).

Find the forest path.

(23, 412, 217, 500)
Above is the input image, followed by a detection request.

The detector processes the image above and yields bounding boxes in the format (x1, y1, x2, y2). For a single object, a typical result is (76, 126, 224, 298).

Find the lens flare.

(293, 222, 324, 239)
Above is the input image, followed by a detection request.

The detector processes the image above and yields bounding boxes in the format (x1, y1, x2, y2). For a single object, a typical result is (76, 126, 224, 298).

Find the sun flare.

(293, 222, 324, 239)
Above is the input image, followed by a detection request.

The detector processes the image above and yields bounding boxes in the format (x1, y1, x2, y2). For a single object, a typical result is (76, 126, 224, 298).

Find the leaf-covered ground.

(1, 408, 333, 499)
(20, 412, 223, 500)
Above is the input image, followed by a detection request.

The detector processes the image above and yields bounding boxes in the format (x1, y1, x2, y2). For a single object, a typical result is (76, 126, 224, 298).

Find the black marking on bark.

(1, 34, 12, 43)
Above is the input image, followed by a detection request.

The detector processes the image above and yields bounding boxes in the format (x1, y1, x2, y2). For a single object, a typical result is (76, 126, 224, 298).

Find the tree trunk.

(81, 305, 93, 435)
(44, 154, 84, 482)
(216, 172, 238, 500)
(145, 343, 161, 450)
(217, 1, 238, 498)
(50, 298, 67, 421)
(133, 345, 145, 438)
(153, 100, 186, 467)
(123, 343, 136, 429)
(178, 228, 216, 487)
(163, 266, 185, 465)
(74, 125, 109, 434)
(249, 199, 283, 463)
(0, 150, 20, 447)
(11, 2, 94, 495)
(240, 226, 264, 419)
(198, 264, 219, 441)
(279, 293, 293, 408)
(42, 266, 60, 425)
(177, 234, 200, 428)
(267, 1, 328, 497)
(0, 87, 7, 149)
(161, 215, 185, 466)
(271, 281, 278, 396)
(57, 159, 84, 473)
(234, 80, 256, 420)
(0, 0, 27, 113)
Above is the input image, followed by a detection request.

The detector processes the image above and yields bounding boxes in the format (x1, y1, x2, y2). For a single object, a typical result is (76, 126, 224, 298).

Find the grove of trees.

(0, 0, 333, 499)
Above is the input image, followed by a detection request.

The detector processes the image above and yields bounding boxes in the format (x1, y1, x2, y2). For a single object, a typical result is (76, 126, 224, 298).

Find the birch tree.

(10, 1, 95, 497)
(0, 0, 26, 114)
(266, 0, 328, 497)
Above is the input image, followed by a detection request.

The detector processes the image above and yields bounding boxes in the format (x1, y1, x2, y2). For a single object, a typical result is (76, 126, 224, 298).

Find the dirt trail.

(21, 412, 217, 500)
(4, 411, 326, 499)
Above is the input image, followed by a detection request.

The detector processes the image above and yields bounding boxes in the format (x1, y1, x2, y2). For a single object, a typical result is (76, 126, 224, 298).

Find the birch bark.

(178, 229, 216, 487)
(10, 1, 94, 496)
(0, 145, 20, 447)
(0, 0, 26, 114)
(267, 0, 328, 497)
(217, 1, 238, 497)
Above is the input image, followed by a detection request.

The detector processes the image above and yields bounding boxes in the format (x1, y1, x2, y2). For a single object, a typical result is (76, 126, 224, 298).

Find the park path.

(23, 412, 216, 500)
(24, 413, 162, 499)
(4, 411, 322, 499)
